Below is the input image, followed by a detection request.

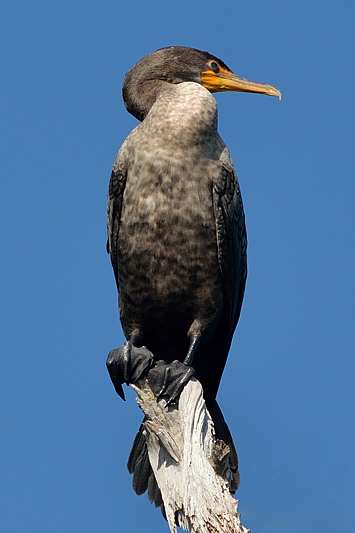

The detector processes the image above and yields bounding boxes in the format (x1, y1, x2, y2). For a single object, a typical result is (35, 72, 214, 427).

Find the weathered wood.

(131, 378, 249, 533)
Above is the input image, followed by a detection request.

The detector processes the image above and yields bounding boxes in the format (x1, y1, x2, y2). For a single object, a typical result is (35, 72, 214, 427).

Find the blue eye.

(209, 61, 220, 73)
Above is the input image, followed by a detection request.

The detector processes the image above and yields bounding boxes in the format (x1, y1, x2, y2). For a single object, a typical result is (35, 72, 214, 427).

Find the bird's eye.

(209, 61, 220, 73)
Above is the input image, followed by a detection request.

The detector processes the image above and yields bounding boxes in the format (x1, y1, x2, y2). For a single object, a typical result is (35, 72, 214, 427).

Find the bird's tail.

(208, 399, 240, 493)
(127, 399, 239, 509)
(127, 420, 164, 511)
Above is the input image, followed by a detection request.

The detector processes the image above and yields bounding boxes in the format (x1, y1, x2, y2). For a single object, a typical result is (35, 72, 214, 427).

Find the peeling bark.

(131, 379, 249, 533)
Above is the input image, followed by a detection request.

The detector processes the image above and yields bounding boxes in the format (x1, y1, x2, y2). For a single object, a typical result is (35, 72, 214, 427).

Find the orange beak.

(201, 66, 281, 99)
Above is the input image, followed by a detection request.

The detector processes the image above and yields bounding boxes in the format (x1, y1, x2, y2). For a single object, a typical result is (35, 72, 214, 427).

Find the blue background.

(1, 1, 354, 532)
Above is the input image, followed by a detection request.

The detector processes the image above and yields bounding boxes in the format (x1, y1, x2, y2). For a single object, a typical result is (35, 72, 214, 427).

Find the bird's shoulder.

(106, 129, 142, 256)
(112, 125, 141, 169)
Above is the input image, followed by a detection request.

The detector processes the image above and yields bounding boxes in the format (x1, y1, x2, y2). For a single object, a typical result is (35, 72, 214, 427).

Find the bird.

(106, 46, 280, 507)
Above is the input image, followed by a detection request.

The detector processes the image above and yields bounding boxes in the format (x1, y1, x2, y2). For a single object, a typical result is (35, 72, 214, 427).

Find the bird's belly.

(117, 174, 222, 320)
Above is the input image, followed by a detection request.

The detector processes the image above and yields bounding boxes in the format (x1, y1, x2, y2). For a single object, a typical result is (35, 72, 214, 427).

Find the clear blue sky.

(1, 1, 354, 532)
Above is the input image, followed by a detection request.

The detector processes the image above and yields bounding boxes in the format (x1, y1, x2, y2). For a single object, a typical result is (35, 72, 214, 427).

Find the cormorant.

(106, 46, 280, 504)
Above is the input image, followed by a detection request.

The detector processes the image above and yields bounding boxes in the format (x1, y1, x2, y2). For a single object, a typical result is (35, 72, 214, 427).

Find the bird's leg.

(106, 331, 154, 401)
(183, 334, 201, 366)
(147, 360, 195, 406)
(147, 324, 203, 406)
(183, 318, 206, 367)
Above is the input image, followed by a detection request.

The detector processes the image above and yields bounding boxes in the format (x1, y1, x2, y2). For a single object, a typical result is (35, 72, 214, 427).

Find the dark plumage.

(106, 45, 280, 508)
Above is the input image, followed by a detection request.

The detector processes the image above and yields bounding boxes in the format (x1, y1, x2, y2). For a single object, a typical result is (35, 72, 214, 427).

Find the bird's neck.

(142, 83, 218, 149)
(123, 78, 171, 122)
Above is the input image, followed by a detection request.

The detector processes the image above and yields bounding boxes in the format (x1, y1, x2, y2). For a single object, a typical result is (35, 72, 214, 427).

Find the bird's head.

(123, 46, 281, 121)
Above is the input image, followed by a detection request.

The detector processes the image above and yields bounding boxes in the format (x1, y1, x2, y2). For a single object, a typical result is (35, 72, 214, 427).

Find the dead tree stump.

(131, 378, 249, 533)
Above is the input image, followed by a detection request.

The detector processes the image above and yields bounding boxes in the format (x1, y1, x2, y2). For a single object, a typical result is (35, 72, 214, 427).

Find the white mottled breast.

(115, 81, 230, 313)
(141, 82, 218, 149)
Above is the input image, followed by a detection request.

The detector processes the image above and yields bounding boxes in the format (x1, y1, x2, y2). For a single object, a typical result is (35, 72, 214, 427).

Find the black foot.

(147, 360, 195, 406)
(106, 342, 154, 400)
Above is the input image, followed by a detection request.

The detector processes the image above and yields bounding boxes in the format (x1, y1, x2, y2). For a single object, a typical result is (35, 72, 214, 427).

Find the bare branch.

(131, 379, 249, 533)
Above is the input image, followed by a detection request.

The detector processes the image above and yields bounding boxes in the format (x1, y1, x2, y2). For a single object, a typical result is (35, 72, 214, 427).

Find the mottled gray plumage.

(108, 79, 247, 398)
(107, 46, 250, 510)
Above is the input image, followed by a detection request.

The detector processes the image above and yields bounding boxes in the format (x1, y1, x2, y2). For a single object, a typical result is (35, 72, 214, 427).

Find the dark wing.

(212, 163, 247, 339)
(106, 161, 127, 286)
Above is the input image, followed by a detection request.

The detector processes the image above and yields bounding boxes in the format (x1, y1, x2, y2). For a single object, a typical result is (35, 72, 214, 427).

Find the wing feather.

(106, 161, 127, 285)
(212, 163, 247, 337)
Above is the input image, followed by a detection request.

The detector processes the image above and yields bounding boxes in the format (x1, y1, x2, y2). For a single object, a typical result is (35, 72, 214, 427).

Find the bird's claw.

(147, 360, 195, 406)
(106, 342, 154, 400)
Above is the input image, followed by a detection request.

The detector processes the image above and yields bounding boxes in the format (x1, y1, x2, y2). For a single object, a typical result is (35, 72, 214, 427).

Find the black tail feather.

(127, 420, 164, 509)
(208, 399, 240, 492)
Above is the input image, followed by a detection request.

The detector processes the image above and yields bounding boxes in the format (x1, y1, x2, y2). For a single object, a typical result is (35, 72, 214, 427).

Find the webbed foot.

(106, 342, 154, 400)
(147, 360, 195, 406)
